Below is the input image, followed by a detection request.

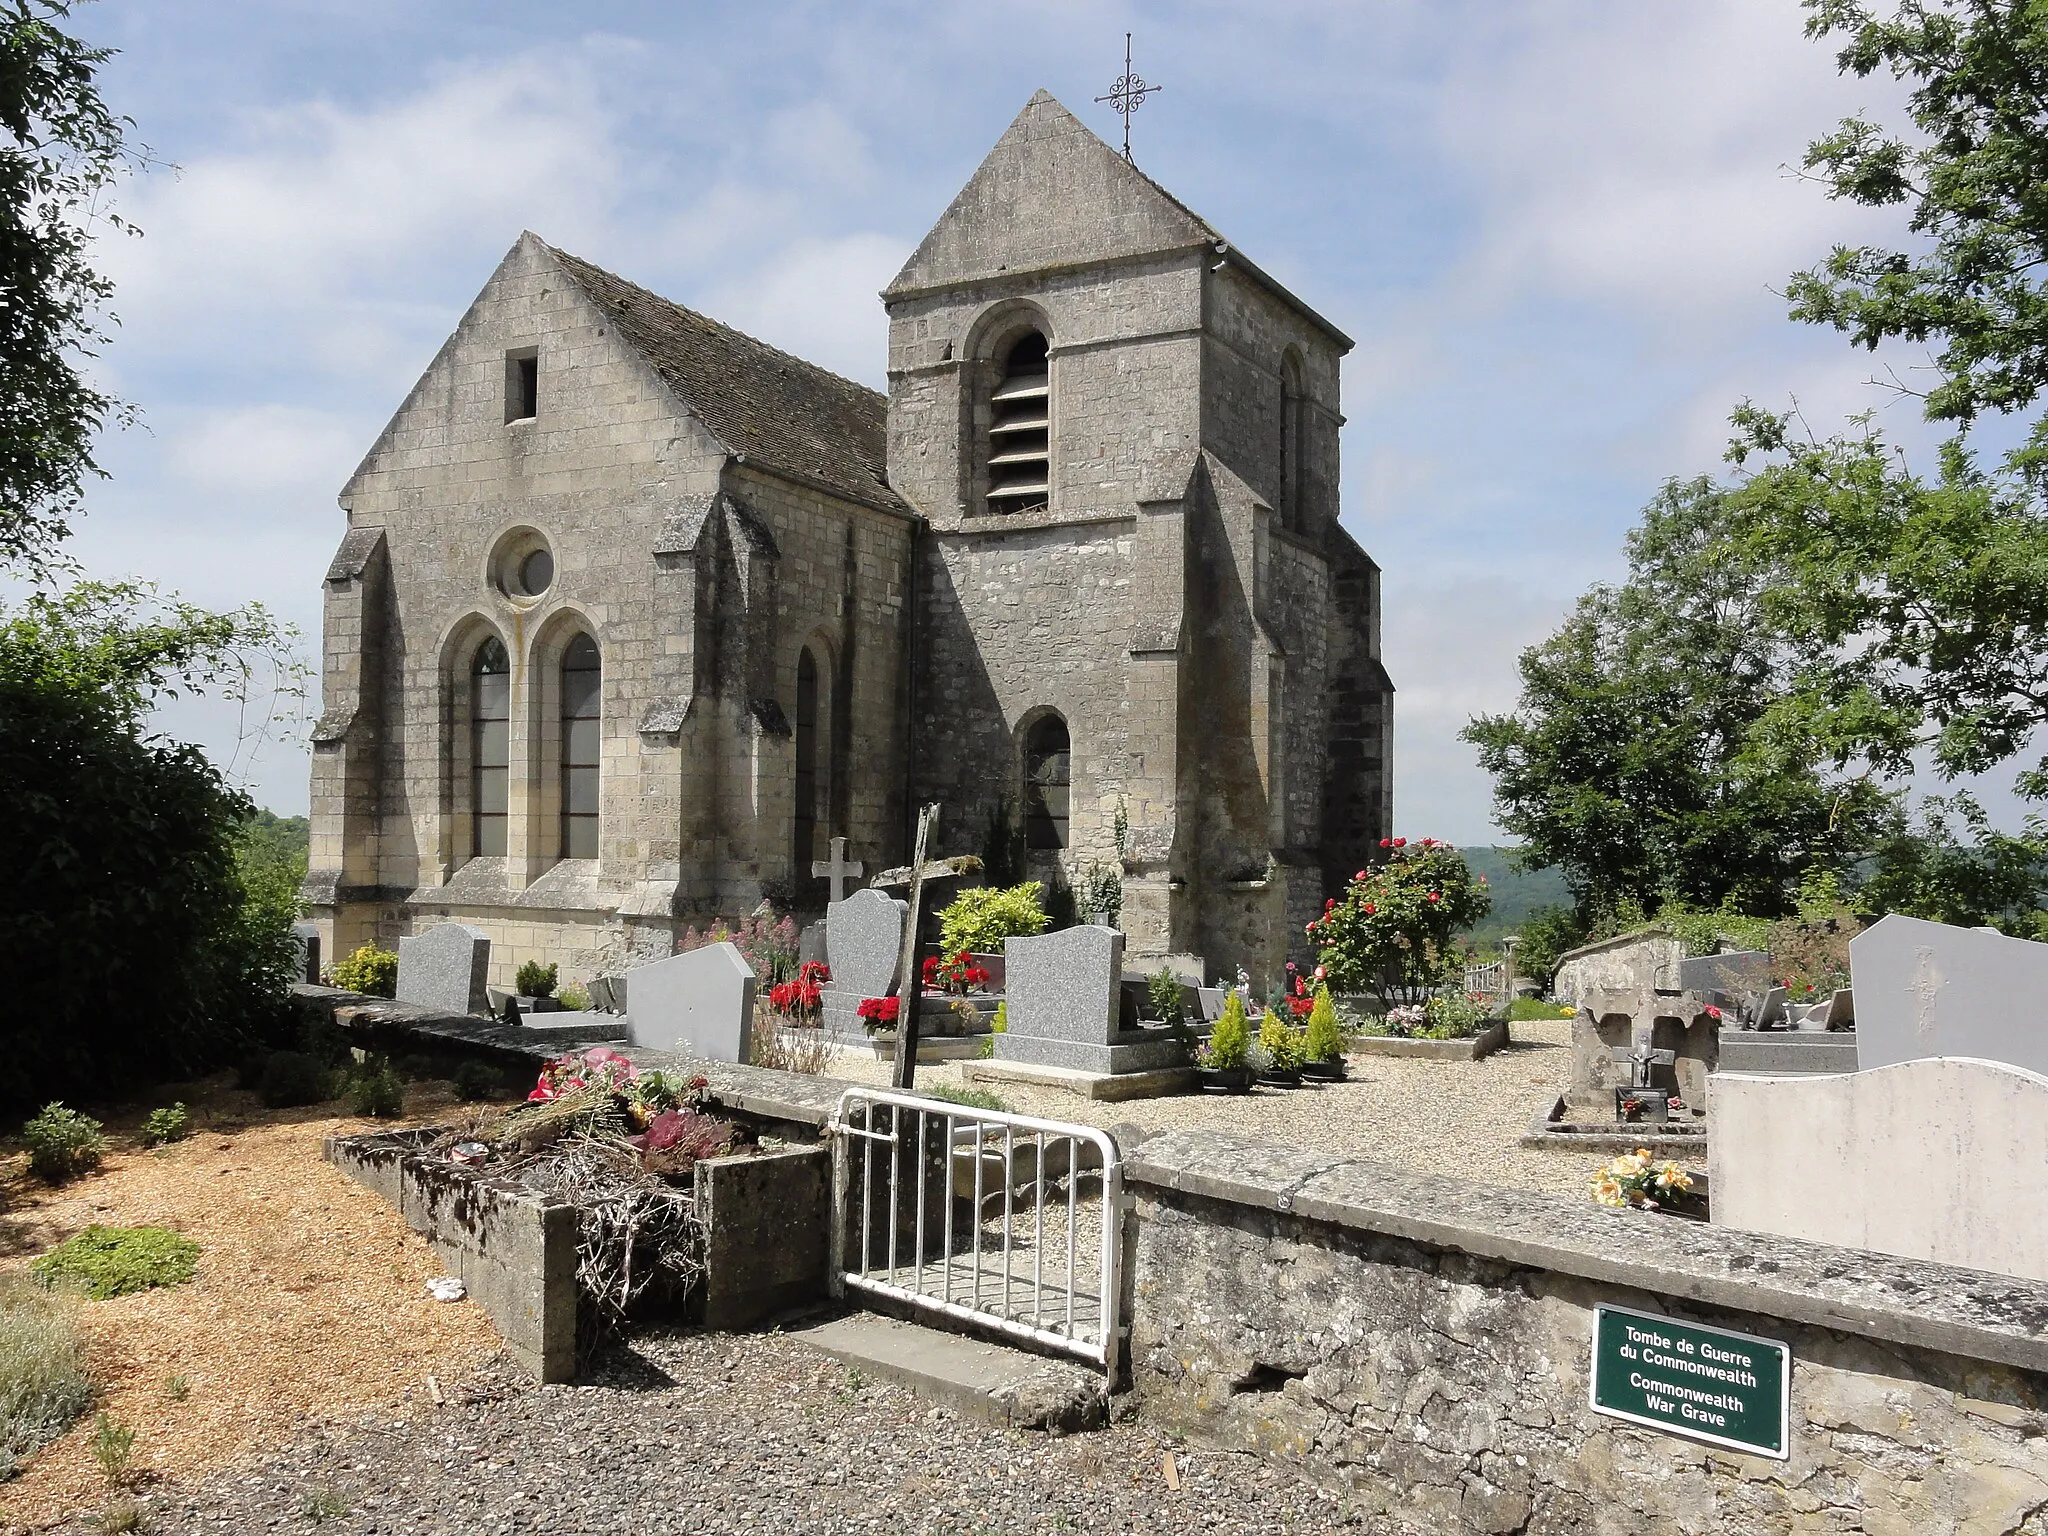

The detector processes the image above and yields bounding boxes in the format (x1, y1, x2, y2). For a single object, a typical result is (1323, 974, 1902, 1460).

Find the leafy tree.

(0, 583, 303, 1100)
(1857, 791, 2048, 930)
(1463, 478, 1890, 920)
(1, 0, 137, 569)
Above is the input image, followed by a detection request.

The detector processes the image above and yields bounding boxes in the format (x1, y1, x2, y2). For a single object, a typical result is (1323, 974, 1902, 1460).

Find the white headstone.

(396, 923, 491, 1014)
(623, 942, 756, 1064)
(1712, 1057, 2048, 1283)
(1852, 914, 2048, 1075)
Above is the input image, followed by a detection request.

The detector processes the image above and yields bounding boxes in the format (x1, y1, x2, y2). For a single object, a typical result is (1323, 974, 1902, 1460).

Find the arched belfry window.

(471, 638, 510, 857)
(1022, 713, 1071, 850)
(1279, 352, 1304, 531)
(987, 331, 1050, 515)
(560, 633, 601, 859)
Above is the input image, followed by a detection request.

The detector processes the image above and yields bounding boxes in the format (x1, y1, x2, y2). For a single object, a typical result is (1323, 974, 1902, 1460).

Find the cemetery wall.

(1125, 1129, 2048, 1535)
(1551, 929, 1682, 1008)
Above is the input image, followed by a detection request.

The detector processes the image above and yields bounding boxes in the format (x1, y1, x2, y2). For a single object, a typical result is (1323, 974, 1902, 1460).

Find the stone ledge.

(1348, 1018, 1509, 1061)
(1127, 1127, 2048, 1374)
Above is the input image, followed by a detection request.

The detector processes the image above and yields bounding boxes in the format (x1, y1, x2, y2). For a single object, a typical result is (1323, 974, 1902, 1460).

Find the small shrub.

(514, 959, 558, 998)
(301, 1488, 348, 1522)
(937, 883, 1049, 957)
(327, 944, 398, 998)
(140, 1103, 190, 1147)
(90, 1413, 134, 1486)
(1146, 967, 1185, 1023)
(164, 1374, 189, 1402)
(98, 1497, 142, 1532)
(1303, 986, 1345, 1063)
(750, 1015, 832, 1075)
(258, 1052, 332, 1108)
(33, 1226, 200, 1301)
(0, 1278, 92, 1480)
(924, 1084, 1010, 1113)
(556, 983, 590, 1012)
(1257, 1009, 1304, 1070)
(990, 1001, 1008, 1033)
(345, 1058, 405, 1118)
(451, 1059, 504, 1101)
(1202, 992, 1251, 1070)
(22, 1104, 105, 1183)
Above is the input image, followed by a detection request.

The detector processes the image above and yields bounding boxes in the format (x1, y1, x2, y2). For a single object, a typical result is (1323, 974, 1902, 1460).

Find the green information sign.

(1590, 1305, 1790, 1459)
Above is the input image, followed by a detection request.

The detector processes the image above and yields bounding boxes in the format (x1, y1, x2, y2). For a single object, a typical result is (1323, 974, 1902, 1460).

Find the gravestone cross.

(1612, 1025, 1676, 1091)
(890, 803, 941, 1092)
(811, 837, 864, 903)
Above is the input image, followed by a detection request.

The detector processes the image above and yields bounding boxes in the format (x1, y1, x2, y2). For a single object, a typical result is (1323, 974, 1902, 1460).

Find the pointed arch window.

(471, 638, 510, 857)
(561, 633, 601, 859)
(986, 331, 1050, 515)
(1022, 713, 1071, 850)
(1279, 351, 1304, 531)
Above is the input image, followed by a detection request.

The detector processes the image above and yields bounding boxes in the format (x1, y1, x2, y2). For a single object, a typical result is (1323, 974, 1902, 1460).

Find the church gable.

(886, 90, 1217, 296)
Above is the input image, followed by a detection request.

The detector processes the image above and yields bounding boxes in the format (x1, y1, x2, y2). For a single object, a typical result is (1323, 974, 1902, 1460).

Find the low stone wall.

(1349, 1018, 1510, 1062)
(1124, 1129, 2048, 1535)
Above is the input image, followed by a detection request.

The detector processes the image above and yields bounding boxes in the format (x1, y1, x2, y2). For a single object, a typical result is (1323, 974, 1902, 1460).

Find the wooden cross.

(811, 836, 864, 903)
(891, 803, 941, 1092)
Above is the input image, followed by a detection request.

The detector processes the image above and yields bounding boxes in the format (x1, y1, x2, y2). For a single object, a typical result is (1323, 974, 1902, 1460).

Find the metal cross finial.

(1095, 32, 1163, 164)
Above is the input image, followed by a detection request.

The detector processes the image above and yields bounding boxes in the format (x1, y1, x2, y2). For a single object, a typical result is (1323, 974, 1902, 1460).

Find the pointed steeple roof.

(887, 90, 1219, 296)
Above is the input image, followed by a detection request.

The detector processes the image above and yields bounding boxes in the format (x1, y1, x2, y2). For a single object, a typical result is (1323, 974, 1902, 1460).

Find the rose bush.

(1306, 837, 1491, 1001)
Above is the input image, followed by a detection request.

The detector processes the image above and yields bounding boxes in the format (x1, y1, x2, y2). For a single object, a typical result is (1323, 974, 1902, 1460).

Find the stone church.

(302, 90, 1394, 991)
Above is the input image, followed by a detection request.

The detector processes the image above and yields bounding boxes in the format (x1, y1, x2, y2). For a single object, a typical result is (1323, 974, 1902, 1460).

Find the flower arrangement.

(1591, 1150, 1700, 1214)
(1199, 990, 1251, 1071)
(921, 950, 991, 996)
(1305, 838, 1492, 1002)
(768, 960, 830, 1024)
(528, 1046, 640, 1103)
(856, 995, 902, 1033)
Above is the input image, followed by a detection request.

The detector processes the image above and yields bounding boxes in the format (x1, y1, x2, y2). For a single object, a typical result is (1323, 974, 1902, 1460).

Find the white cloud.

(165, 404, 361, 495)
(702, 232, 909, 388)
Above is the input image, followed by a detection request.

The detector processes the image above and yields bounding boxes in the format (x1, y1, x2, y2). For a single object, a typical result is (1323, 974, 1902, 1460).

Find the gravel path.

(88, 1328, 1433, 1535)
(828, 1017, 1678, 1203)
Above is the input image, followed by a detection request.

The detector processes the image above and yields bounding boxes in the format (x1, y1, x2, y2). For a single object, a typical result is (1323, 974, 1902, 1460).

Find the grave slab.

(1852, 914, 2048, 1075)
(396, 923, 491, 1015)
(1712, 1057, 2048, 1283)
(624, 942, 756, 1063)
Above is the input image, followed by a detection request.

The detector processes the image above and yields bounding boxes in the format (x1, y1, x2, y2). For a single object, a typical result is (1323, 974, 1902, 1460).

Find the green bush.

(345, 1058, 404, 1118)
(0, 1278, 92, 1481)
(556, 983, 590, 1012)
(1303, 986, 1345, 1063)
(257, 1052, 332, 1108)
(140, 1103, 189, 1147)
(1204, 992, 1251, 1070)
(1146, 967, 1185, 1023)
(32, 1225, 199, 1300)
(1507, 996, 1575, 1021)
(514, 959, 557, 998)
(451, 1059, 503, 1101)
(938, 882, 1049, 956)
(1257, 1009, 1304, 1070)
(22, 1104, 104, 1183)
(328, 944, 397, 999)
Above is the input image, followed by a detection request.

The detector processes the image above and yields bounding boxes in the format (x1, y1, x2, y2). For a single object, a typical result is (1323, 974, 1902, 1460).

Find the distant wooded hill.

(1454, 846, 1572, 951)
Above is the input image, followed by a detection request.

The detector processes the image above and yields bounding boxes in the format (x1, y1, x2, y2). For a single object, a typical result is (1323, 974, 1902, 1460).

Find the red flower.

(1704, 1005, 1722, 1020)
(1426, 892, 1441, 903)
(1355, 869, 1368, 881)
(1362, 903, 1376, 915)
(1379, 839, 1392, 849)
(856, 995, 902, 1026)
(1392, 837, 1407, 848)
(1325, 898, 1337, 911)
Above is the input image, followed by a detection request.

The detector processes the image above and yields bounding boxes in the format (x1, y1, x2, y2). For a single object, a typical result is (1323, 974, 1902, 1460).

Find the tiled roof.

(548, 244, 906, 514)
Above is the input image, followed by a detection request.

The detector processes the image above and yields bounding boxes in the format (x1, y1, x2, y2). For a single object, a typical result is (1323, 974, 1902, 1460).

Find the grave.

(1525, 984, 1717, 1151)
(819, 888, 908, 1040)
(292, 922, 321, 986)
(396, 923, 491, 1015)
(1851, 914, 2048, 1077)
(624, 942, 757, 1063)
(987, 926, 1190, 1080)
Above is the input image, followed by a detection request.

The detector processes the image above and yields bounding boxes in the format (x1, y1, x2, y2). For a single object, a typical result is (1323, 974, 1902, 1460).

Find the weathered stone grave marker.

(811, 836, 863, 903)
(396, 923, 491, 1015)
(624, 942, 757, 1063)
(1852, 914, 2048, 1076)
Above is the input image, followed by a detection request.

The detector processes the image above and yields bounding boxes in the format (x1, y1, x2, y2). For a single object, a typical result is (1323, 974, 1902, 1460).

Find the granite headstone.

(1852, 913, 2048, 1076)
(623, 942, 756, 1064)
(821, 888, 906, 1037)
(988, 925, 1184, 1073)
(292, 922, 321, 987)
(396, 923, 491, 1015)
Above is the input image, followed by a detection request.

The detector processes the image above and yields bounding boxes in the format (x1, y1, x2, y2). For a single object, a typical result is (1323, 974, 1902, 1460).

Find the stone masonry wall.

(1127, 1130, 2048, 1535)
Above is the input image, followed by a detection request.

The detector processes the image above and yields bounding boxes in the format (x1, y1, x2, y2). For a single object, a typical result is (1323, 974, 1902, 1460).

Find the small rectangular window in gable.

(504, 348, 539, 423)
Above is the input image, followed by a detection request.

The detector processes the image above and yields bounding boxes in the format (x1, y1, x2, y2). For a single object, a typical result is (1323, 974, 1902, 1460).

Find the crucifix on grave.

(1611, 1023, 1677, 1119)
(890, 803, 943, 1091)
(811, 836, 864, 904)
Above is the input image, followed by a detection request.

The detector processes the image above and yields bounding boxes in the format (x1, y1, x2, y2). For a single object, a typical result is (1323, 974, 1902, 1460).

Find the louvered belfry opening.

(986, 331, 1051, 514)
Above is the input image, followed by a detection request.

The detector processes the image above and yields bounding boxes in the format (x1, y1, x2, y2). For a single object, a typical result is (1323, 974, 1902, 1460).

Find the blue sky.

(56, 0, 1963, 842)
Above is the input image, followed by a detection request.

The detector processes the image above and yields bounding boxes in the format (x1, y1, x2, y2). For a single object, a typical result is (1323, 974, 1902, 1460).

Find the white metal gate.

(828, 1088, 1123, 1373)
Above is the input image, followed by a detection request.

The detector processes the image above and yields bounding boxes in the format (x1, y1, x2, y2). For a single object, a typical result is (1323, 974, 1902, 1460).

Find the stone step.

(1718, 1030, 1858, 1076)
(792, 1312, 1106, 1433)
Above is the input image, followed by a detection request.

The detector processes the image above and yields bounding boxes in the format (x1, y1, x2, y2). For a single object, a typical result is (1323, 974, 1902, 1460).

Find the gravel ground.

(85, 1328, 1434, 1536)
(827, 1017, 1681, 1203)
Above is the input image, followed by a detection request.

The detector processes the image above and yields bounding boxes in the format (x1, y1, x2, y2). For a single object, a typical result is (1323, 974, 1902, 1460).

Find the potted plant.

(1256, 1007, 1305, 1087)
(514, 959, 563, 1014)
(1300, 982, 1348, 1081)
(1195, 991, 1253, 1093)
